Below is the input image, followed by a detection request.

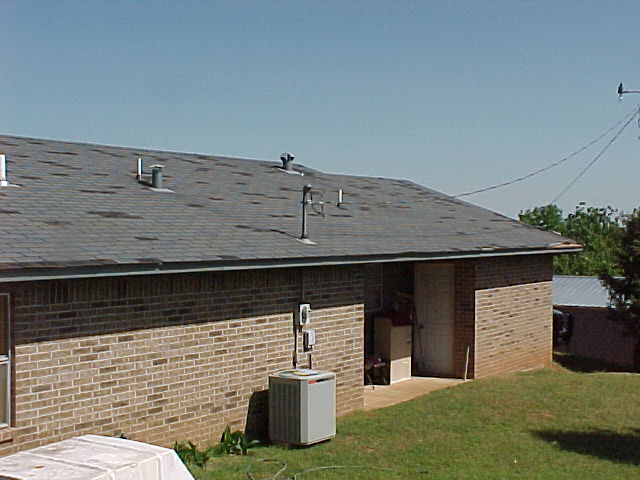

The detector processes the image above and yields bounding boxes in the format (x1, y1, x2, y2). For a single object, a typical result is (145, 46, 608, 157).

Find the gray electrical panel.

(269, 369, 336, 446)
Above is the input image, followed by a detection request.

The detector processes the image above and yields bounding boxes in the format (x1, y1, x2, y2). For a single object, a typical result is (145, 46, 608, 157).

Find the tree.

(518, 204, 564, 233)
(600, 209, 640, 370)
(519, 203, 622, 276)
(556, 204, 622, 276)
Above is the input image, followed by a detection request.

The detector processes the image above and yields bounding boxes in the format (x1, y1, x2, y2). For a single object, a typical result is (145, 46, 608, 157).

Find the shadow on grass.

(553, 352, 633, 373)
(533, 429, 640, 465)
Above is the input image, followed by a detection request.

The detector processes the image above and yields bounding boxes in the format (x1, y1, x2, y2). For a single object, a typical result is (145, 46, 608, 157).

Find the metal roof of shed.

(553, 275, 610, 308)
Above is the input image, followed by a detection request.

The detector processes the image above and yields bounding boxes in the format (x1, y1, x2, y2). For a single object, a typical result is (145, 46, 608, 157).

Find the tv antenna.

(617, 82, 640, 100)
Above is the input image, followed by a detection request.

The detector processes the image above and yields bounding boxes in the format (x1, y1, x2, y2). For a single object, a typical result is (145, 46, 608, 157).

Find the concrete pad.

(363, 376, 465, 411)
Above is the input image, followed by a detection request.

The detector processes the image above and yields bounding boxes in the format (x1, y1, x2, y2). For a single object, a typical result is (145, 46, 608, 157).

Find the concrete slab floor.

(363, 376, 465, 411)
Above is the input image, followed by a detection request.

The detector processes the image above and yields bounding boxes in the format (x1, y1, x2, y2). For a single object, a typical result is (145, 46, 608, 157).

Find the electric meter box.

(269, 369, 336, 446)
(295, 303, 311, 327)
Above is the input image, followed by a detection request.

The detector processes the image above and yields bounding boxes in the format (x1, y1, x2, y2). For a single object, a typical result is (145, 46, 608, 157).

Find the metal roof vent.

(149, 164, 164, 189)
(0, 155, 8, 187)
(280, 153, 294, 171)
(135, 158, 172, 192)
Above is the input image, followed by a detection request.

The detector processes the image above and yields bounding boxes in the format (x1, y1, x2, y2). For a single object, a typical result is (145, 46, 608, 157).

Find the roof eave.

(0, 245, 583, 283)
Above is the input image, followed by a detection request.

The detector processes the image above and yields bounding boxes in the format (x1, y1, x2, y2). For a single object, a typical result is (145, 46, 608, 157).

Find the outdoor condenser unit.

(269, 369, 336, 446)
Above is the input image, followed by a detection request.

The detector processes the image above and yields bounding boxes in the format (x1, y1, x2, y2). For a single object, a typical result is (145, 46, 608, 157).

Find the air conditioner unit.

(269, 369, 336, 446)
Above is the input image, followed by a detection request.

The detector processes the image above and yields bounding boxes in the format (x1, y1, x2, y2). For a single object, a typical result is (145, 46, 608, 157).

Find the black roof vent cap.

(280, 152, 294, 171)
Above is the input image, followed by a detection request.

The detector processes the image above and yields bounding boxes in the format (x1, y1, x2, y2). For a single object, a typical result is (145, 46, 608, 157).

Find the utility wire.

(453, 107, 639, 198)
(550, 106, 639, 204)
(293, 107, 636, 211)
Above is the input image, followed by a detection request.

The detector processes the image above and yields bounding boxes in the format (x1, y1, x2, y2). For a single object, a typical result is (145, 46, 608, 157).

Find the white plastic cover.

(0, 434, 194, 480)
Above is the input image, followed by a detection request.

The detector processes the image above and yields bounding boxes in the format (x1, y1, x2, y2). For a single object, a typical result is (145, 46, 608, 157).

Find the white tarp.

(0, 434, 195, 480)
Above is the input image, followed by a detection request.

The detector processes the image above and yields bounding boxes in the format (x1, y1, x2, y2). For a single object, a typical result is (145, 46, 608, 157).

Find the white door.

(414, 263, 455, 376)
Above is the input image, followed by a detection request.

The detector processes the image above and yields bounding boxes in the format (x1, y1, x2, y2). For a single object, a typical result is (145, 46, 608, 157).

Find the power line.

(453, 107, 639, 198)
(550, 106, 639, 204)
(296, 106, 637, 210)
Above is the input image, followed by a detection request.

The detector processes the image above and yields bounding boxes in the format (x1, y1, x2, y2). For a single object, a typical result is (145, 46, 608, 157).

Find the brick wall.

(558, 306, 636, 368)
(0, 265, 364, 455)
(453, 261, 476, 378)
(473, 255, 553, 378)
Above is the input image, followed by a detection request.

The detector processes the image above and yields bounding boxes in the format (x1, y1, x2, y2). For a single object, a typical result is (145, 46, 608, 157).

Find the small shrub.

(173, 441, 217, 469)
(174, 426, 259, 470)
(216, 426, 260, 455)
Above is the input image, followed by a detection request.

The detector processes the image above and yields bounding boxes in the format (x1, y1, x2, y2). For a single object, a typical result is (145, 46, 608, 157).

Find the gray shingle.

(0, 134, 578, 275)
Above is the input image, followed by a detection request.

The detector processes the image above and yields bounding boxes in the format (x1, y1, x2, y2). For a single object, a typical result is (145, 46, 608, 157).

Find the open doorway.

(363, 263, 414, 385)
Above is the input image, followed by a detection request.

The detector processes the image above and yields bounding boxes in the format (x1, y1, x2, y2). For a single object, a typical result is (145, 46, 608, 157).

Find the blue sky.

(2, 1, 640, 218)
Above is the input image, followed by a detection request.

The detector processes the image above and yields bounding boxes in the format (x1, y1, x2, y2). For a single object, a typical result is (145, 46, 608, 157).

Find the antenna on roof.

(617, 82, 640, 100)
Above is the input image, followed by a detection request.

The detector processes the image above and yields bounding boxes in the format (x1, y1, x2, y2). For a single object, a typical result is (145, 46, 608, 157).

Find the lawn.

(187, 358, 640, 479)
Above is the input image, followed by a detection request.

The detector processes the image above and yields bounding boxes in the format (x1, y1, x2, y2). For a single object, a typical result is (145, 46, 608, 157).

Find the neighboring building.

(553, 275, 636, 368)
(0, 134, 580, 455)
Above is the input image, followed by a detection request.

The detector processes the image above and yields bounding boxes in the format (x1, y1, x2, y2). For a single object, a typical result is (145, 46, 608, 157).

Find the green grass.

(188, 359, 640, 479)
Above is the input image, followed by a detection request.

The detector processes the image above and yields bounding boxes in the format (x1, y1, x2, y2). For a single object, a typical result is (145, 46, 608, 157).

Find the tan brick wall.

(0, 265, 364, 455)
(473, 255, 553, 378)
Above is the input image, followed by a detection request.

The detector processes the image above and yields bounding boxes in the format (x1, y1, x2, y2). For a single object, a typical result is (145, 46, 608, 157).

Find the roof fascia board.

(0, 247, 582, 283)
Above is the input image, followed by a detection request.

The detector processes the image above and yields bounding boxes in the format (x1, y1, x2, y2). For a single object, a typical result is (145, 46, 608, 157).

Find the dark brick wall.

(453, 261, 476, 378)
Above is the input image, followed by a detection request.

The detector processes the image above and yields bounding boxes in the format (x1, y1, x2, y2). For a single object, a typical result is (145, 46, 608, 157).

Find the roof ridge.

(0, 133, 275, 167)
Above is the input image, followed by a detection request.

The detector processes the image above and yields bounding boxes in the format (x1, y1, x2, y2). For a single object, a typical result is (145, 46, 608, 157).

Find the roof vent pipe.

(150, 165, 164, 189)
(280, 152, 294, 171)
(0, 155, 8, 187)
(136, 158, 143, 181)
(301, 184, 312, 239)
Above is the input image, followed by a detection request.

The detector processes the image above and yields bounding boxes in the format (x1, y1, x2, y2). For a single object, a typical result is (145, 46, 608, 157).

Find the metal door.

(414, 263, 455, 376)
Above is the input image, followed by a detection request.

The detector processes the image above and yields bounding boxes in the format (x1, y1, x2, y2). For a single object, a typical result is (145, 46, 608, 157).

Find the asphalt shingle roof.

(0, 134, 578, 277)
